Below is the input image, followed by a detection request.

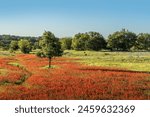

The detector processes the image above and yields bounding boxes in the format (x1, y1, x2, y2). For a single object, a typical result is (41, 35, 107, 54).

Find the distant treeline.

(61, 29, 150, 51)
(0, 29, 150, 52)
(0, 35, 39, 50)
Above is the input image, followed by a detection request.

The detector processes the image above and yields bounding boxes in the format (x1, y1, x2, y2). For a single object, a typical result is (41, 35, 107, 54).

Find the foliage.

(72, 32, 106, 51)
(18, 39, 32, 54)
(9, 40, 19, 52)
(36, 51, 46, 57)
(0, 41, 4, 48)
(1, 29, 150, 52)
(85, 32, 106, 50)
(72, 33, 89, 50)
(107, 29, 137, 51)
(135, 33, 150, 51)
(39, 31, 63, 68)
(0, 35, 38, 50)
(60, 37, 72, 50)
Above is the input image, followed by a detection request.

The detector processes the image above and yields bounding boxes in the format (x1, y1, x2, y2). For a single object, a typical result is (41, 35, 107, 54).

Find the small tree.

(39, 31, 63, 68)
(9, 40, 19, 52)
(18, 39, 32, 54)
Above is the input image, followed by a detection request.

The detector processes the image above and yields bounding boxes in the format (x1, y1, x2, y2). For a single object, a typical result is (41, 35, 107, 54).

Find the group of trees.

(60, 32, 106, 51)
(0, 35, 37, 50)
(107, 29, 150, 51)
(60, 29, 150, 51)
(71, 32, 106, 51)
(0, 29, 150, 53)
(107, 29, 137, 51)
(9, 40, 32, 53)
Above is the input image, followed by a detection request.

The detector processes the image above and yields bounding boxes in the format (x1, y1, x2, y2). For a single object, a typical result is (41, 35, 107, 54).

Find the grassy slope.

(63, 50, 150, 72)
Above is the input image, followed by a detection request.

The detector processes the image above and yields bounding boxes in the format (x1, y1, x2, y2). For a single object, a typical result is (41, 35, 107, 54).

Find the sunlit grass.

(63, 50, 150, 72)
(8, 62, 21, 67)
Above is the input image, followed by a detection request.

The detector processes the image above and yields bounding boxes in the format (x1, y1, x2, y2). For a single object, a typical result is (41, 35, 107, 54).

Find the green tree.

(9, 40, 19, 51)
(60, 37, 72, 50)
(107, 29, 137, 51)
(72, 33, 89, 51)
(18, 39, 32, 53)
(0, 41, 4, 48)
(85, 32, 106, 51)
(33, 41, 40, 50)
(72, 32, 106, 51)
(0, 35, 18, 50)
(135, 33, 150, 51)
(39, 31, 63, 68)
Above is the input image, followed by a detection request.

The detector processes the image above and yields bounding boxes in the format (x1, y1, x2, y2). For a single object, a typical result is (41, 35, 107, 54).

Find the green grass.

(0, 51, 14, 57)
(0, 50, 23, 57)
(63, 50, 150, 72)
(8, 62, 21, 67)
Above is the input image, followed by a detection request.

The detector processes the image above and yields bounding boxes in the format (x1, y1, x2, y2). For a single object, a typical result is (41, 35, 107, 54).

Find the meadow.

(0, 50, 150, 100)
(64, 50, 150, 72)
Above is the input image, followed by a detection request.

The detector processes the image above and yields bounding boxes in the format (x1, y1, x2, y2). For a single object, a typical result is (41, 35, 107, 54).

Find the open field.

(0, 51, 150, 100)
(64, 50, 150, 72)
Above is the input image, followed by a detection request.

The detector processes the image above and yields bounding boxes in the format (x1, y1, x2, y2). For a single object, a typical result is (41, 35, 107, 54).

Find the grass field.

(63, 50, 150, 72)
(0, 50, 150, 100)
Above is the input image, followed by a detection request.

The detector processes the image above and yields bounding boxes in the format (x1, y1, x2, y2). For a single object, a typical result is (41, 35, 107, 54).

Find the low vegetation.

(63, 50, 150, 72)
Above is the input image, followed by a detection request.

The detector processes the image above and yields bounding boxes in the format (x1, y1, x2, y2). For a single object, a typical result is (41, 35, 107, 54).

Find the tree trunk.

(48, 57, 51, 68)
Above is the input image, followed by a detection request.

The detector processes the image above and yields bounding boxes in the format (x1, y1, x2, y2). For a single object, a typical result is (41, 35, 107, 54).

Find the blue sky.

(0, 0, 150, 37)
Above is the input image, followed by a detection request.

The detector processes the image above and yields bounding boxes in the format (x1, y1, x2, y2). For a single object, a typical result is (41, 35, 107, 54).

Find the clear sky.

(0, 0, 150, 37)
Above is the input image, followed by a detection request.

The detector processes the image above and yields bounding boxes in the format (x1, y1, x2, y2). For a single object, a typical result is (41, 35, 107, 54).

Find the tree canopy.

(107, 29, 137, 51)
(72, 32, 106, 51)
(135, 33, 150, 51)
(18, 39, 32, 54)
(9, 40, 19, 51)
(60, 37, 72, 50)
(38, 31, 63, 68)
(0, 29, 150, 52)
